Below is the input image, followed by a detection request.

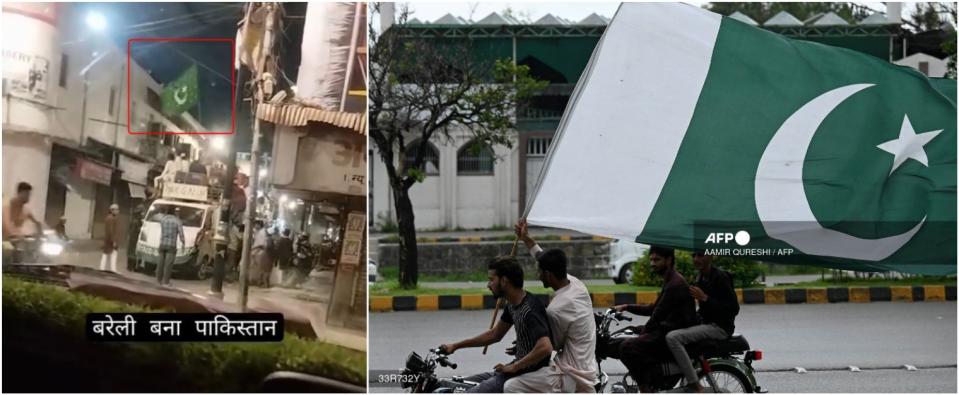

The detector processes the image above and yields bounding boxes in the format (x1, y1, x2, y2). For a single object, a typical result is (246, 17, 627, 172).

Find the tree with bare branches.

(369, 4, 547, 288)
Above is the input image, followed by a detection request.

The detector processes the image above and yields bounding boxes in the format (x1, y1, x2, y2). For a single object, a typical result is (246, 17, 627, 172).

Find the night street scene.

(367, 2, 956, 393)
(2, 2, 367, 392)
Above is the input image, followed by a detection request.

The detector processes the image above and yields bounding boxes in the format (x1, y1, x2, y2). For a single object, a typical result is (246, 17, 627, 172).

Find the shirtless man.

(3, 182, 42, 241)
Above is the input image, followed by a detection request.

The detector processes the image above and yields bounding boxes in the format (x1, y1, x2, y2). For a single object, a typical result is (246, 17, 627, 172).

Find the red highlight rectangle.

(127, 37, 235, 135)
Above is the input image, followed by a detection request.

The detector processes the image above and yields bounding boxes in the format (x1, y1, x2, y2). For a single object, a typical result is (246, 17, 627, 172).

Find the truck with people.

(134, 177, 227, 279)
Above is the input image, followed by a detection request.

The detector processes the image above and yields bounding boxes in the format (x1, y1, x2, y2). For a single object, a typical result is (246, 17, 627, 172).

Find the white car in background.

(608, 239, 648, 284)
(368, 259, 378, 282)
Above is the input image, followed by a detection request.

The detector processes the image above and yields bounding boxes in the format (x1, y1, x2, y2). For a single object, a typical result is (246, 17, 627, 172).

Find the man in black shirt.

(440, 256, 554, 393)
(665, 251, 740, 392)
(612, 246, 697, 392)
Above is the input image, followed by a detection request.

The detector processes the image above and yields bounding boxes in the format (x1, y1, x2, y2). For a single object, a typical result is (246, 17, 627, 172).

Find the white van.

(135, 198, 212, 276)
(608, 239, 649, 284)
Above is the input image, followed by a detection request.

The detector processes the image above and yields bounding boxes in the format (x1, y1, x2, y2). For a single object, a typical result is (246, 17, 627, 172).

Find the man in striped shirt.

(440, 256, 554, 393)
(155, 206, 185, 285)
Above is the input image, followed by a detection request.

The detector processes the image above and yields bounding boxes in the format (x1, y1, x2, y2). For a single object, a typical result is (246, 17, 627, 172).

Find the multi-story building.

(3, 3, 208, 240)
(371, 4, 950, 231)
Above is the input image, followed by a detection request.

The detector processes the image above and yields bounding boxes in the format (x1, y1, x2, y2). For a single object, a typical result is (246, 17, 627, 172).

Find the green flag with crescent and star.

(161, 64, 199, 117)
(525, 3, 957, 275)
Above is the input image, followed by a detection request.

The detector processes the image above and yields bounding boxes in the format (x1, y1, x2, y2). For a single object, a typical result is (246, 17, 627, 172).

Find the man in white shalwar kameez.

(506, 219, 599, 393)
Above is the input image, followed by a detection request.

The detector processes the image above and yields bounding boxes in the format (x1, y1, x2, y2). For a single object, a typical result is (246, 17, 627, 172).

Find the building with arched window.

(371, 132, 519, 230)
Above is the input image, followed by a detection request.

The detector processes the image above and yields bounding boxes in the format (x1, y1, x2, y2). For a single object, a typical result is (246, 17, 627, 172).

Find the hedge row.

(3, 276, 366, 392)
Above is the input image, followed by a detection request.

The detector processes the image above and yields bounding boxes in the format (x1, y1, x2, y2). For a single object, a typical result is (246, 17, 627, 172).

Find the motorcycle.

(595, 309, 764, 393)
(400, 309, 764, 393)
(4, 230, 67, 265)
(280, 234, 316, 288)
(399, 348, 476, 393)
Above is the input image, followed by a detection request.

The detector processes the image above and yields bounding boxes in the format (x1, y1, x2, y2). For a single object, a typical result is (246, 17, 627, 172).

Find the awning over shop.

(75, 158, 113, 186)
(256, 102, 366, 134)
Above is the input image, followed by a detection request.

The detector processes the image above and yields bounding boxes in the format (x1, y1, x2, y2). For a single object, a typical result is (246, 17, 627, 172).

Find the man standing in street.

(275, 228, 294, 284)
(514, 219, 598, 392)
(612, 246, 697, 392)
(156, 206, 184, 286)
(440, 256, 554, 393)
(100, 204, 120, 272)
(127, 203, 145, 271)
(665, 251, 740, 392)
(250, 220, 272, 287)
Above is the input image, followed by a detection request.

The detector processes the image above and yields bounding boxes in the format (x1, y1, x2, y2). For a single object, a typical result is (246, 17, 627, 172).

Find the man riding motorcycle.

(3, 182, 43, 242)
(439, 256, 553, 393)
(515, 219, 598, 393)
(665, 251, 740, 393)
(610, 246, 697, 393)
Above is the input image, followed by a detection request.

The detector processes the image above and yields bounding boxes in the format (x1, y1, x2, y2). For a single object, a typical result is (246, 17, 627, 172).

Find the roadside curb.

(369, 285, 957, 312)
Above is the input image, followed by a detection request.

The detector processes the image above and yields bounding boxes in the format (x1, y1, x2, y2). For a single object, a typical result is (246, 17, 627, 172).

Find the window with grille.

(457, 140, 494, 175)
(527, 137, 552, 157)
(404, 140, 440, 175)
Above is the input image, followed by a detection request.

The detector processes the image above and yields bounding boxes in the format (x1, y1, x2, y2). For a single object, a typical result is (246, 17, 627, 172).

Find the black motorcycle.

(595, 309, 764, 393)
(401, 310, 764, 393)
(400, 348, 476, 393)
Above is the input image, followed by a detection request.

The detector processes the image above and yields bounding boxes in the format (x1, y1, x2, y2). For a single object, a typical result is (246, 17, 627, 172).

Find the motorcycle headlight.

(41, 242, 64, 256)
(405, 352, 426, 372)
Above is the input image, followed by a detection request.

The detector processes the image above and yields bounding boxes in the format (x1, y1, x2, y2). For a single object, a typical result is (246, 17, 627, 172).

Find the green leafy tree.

(631, 250, 766, 288)
(910, 2, 944, 31)
(936, 3, 958, 78)
(369, 4, 547, 288)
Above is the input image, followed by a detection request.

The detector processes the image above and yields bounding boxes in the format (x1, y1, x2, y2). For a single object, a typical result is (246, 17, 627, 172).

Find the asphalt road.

(370, 302, 957, 392)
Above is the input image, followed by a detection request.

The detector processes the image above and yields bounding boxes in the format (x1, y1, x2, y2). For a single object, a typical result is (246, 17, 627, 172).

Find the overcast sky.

(390, 2, 917, 25)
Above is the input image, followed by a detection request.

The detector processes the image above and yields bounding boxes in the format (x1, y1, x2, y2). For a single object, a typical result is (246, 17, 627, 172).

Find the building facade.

(2, 2, 207, 240)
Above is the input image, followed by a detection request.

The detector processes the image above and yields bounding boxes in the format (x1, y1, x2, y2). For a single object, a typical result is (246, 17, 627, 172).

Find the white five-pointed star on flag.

(876, 114, 943, 175)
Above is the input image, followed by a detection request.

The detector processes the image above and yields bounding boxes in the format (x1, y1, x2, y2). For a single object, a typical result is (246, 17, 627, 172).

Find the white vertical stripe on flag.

(525, 3, 722, 242)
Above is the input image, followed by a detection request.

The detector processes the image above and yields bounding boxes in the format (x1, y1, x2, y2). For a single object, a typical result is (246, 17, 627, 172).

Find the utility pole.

(237, 2, 277, 311)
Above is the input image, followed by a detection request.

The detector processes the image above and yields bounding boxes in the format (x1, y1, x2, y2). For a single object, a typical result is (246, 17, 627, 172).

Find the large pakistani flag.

(161, 64, 199, 117)
(525, 3, 956, 275)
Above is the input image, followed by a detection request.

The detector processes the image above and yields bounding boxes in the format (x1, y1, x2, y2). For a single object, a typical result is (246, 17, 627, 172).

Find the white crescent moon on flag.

(174, 85, 189, 105)
(754, 83, 924, 261)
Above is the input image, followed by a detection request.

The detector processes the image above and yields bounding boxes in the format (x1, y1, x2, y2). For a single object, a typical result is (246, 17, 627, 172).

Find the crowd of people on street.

(1, 149, 337, 294)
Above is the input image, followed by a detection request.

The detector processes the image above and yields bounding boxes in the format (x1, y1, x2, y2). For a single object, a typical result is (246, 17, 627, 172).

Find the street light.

(85, 11, 108, 32)
(211, 136, 227, 152)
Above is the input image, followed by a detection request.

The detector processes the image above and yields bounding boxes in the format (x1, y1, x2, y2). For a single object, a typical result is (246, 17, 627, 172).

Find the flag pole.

(483, 236, 520, 355)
